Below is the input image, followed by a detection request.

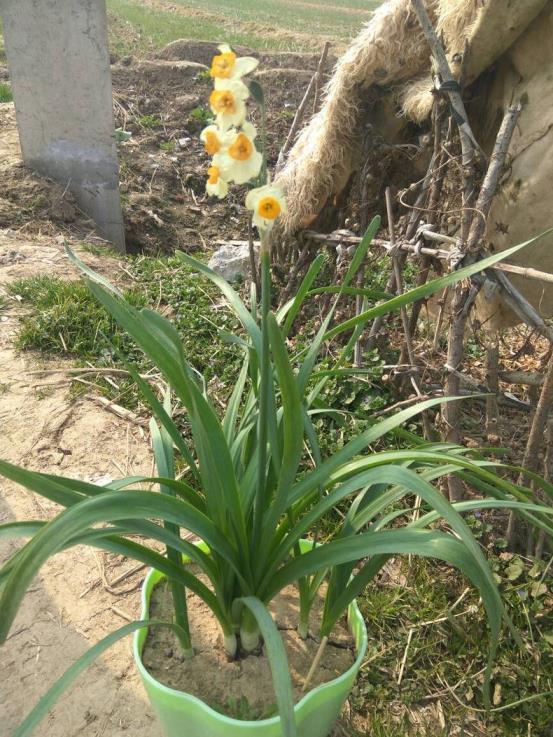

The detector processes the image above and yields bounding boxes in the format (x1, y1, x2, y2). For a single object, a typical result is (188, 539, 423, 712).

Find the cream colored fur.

(275, 0, 438, 230)
(278, 0, 548, 233)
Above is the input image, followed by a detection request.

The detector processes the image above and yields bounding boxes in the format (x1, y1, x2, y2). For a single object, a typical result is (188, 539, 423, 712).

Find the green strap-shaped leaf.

(288, 395, 466, 505)
(342, 217, 381, 290)
(64, 245, 124, 297)
(223, 354, 250, 442)
(259, 314, 305, 560)
(0, 522, 227, 624)
(176, 251, 262, 355)
(0, 490, 239, 642)
(279, 253, 326, 335)
(235, 597, 297, 737)
(264, 529, 501, 707)
(124, 360, 200, 483)
(86, 279, 247, 554)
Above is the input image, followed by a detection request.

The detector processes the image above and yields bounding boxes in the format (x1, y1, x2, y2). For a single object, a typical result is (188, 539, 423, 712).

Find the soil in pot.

(141, 574, 355, 720)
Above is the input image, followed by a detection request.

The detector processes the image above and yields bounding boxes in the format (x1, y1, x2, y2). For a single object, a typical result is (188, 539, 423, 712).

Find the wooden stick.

(410, 0, 482, 156)
(386, 188, 433, 439)
(535, 418, 553, 559)
(432, 288, 449, 350)
(491, 269, 553, 341)
(313, 41, 331, 114)
(85, 394, 148, 427)
(397, 628, 414, 685)
(302, 636, 328, 693)
(442, 104, 521, 501)
(277, 236, 313, 309)
(218, 235, 553, 286)
(25, 366, 157, 379)
(498, 371, 544, 386)
(466, 104, 522, 253)
(485, 340, 500, 442)
(405, 99, 447, 345)
(276, 42, 331, 172)
(507, 351, 553, 548)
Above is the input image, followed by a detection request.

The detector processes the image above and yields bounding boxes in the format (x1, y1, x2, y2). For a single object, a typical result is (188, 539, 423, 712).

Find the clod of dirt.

(112, 60, 207, 90)
(123, 192, 194, 253)
(157, 39, 233, 66)
(142, 578, 355, 720)
(0, 106, 81, 231)
(255, 68, 314, 85)
(156, 39, 332, 73)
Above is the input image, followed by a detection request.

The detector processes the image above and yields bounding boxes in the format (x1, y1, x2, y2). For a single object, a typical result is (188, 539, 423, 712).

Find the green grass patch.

(80, 242, 122, 258)
(0, 82, 12, 103)
(167, 0, 374, 40)
(8, 275, 146, 360)
(106, 0, 380, 55)
(9, 255, 242, 409)
(107, 0, 307, 55)
(137, 113, 162, 130)
(188, 106, 213, 127)
(351, 535, 553, 736)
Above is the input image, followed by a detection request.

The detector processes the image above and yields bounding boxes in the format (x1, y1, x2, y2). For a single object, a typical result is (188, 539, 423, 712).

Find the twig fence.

(237, 1, 553, 551)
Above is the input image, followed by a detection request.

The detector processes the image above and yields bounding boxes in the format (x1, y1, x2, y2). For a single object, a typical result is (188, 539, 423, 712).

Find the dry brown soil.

(0, 229, 161, 736)
(143, 577, 354, 719)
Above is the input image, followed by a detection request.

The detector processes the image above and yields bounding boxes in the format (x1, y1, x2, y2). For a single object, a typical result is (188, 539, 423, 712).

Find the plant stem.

(297, 608, 309, 640)
(223, 632, 238, 658)
(165, 546, 193, 658)
(302, 636, 328, 693)
(240, 607, 261, 652)
(252, 239, 271, 553)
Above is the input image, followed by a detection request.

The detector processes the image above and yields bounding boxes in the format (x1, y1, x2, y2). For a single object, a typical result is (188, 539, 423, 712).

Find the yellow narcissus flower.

(206, 165, 228, 199)
(213, 121, 262, 185)
(200, 124, 233, 156)
(245, 184, 287, 231)
(209, 79, 249, 129)
(210, 44, 258, 80)
(200, 125, 223, 156)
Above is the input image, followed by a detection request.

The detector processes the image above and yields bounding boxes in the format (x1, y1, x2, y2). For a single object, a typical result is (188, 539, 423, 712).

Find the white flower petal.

(215, 149, 262, 185)
(214, 78, 250, 100)
(233, 57, 259, 78)
(245, 188, 258, 211)
(241, 121, 258, 140)
(217, 43, 232, 54)
(206, 177, 228, 199)
(245, 184, 286, 231)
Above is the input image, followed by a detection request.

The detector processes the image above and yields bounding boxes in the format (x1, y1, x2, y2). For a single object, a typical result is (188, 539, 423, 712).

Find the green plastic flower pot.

(133, 541, 368, 737)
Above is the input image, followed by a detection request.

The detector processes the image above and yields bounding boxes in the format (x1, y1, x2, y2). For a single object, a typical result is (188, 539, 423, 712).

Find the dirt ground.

(0, 235, 162, 735)
(144, 577, 354, 719)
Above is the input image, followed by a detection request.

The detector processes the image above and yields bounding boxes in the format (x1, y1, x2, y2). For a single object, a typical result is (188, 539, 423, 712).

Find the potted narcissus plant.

(2, 46, 553, 737)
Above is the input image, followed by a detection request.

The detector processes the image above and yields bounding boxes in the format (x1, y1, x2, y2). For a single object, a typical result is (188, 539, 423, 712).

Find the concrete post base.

(1, 0, 126, 252)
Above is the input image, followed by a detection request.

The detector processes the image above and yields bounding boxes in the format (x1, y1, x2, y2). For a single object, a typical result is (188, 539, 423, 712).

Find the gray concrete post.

(1, 0, 126, 252)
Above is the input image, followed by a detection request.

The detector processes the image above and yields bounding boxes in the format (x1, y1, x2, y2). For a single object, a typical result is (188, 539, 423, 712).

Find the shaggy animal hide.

(275, 0, 552, 327)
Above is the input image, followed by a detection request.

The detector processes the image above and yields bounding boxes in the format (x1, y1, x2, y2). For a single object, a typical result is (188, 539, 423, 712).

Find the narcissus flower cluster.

(201, 44, 286, 232)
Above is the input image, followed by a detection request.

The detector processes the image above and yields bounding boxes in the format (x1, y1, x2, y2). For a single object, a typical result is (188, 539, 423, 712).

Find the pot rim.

(133, 541, 368, 728)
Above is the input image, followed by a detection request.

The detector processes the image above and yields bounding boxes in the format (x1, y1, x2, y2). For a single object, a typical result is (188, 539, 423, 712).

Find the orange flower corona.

(229, 133, 254, 161)
(209, 89, 236, 114)
(207, 166, 221, 184)
(210, 51, 236, 79)
(257, 196, 281, 220)
(203, 130, 220, 155)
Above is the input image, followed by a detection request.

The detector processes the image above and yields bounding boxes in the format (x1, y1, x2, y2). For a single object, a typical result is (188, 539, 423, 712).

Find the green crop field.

(106, 0, 381, 55)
